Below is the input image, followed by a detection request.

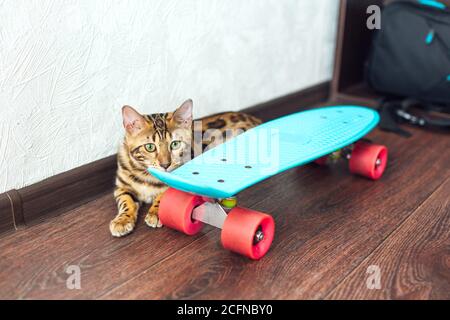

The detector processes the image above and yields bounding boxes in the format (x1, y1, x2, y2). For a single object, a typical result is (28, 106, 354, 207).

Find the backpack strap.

(399, 99, 450, 127)
(378, 98, 450, 137)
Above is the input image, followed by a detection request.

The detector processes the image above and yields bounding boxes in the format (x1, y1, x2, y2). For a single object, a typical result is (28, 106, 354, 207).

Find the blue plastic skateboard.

(148, 106, 388, 260)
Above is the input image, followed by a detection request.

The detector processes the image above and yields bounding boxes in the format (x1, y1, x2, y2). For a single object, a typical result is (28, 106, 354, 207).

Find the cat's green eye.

(170, 140, 182, 151)
(144, 143, 156, 153)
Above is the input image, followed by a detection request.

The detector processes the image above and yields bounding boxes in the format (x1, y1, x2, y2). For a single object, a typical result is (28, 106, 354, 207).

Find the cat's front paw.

(145, 213, 163, 228)
(110, 216, 136, 237)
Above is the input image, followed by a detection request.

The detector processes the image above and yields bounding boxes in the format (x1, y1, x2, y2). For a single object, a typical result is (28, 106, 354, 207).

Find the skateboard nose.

(160, 162, 171, 170)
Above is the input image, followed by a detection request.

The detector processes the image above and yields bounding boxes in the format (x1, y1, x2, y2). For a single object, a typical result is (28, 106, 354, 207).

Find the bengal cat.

(110, 99, 262, 237)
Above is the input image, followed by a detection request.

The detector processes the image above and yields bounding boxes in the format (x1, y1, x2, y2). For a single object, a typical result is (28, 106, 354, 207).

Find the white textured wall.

(0, 0, 339, 192)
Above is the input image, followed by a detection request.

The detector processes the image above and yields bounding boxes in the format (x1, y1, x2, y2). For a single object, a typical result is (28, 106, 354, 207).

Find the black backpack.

(367, 0, 450, 104)
(366, 0, 450, 134)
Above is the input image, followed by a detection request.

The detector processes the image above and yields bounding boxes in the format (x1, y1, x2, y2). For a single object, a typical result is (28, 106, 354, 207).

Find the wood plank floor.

(0, 125, 448, 300)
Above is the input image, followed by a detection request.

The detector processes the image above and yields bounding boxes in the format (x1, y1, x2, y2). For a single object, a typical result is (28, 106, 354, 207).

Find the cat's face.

(122, 100, 193, 172)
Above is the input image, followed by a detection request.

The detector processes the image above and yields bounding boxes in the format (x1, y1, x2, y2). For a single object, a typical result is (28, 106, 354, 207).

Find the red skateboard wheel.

(349, 142, 388, 180)
(159, 188, 206, 235)
(221, 207, 275, 260)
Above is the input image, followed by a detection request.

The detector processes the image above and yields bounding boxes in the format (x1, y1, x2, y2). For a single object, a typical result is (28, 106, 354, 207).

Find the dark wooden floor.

(0, 125, 448, 300)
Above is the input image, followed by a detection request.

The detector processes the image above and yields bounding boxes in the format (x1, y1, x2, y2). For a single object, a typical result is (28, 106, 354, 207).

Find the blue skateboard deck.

(149, 106, 379, 199)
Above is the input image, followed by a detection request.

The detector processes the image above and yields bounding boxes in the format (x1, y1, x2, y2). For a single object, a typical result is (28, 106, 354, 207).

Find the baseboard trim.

(0, 155, 117, 235)
(0, 81, 330, 235)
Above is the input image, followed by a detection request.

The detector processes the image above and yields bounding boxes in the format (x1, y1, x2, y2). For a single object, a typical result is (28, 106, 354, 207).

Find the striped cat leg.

(110, 188, 140, 237)
(145, 190, 166, 228)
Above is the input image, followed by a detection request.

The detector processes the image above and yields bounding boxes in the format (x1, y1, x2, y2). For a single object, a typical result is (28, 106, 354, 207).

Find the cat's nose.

(160, 162, 171, 170)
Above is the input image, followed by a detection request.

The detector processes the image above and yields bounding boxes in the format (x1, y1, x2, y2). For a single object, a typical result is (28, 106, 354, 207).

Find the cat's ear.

(122, 105, 146, 135)
(173, 99, 193, 128)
